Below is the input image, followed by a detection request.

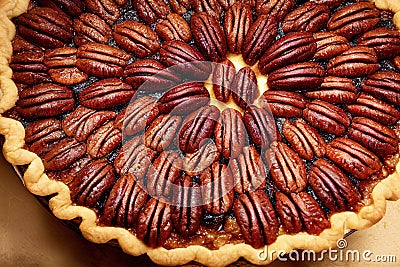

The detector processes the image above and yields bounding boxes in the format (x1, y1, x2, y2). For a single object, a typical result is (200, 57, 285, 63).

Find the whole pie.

(0, 0, 400, 265)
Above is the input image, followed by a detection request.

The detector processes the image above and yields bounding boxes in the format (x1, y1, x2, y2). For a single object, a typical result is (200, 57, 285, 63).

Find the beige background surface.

(0, 153, 399, 267)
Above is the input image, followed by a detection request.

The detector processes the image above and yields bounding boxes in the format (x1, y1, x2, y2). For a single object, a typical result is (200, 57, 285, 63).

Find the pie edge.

(0, 1, 400, 266)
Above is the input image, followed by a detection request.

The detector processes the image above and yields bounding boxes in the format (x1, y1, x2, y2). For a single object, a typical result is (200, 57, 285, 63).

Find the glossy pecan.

(179, 105, 220, 153)
(309, 159, 359, 212)
(326, 137, 382, 180)
(259, 32, 317, 75)
(84, 0, 121, 25)
(17, 7, 73, 49)
(358, 28, 400, 59)
(200, 162, 234, 215)
(349, 117, 399, 158)
(282, 2, 330, 33)
(255, 0, 294, 21)
(266, 142, 307, 194)
(346, 93, 400, 126)
(191, 12, 227, 62)
(231, 67, 259, 109)
(73, 13, 112, 46)
(215, 108, 246, 159)
(12, 35, 41, 53)
(275, 192, 302, 234)
(234, 190, 279, 248)
(184, 141, 220, 176)
(361, 71, 400, 106)
(242, 15, 278, 66)
(212, 59, 235, 103)
(9, 50, 51, 85)
(313, 32, 350, 60)
(327, 2, 380, 40)
(230, 146, 266, 193)
(303, 100, 351, 136)
(76, 43, 131, 78)
(260, 91, 307, 118)
(267, 62, 326, 91)
(282, 119, 326, 161)
(144, 114, 182, 152)
(190, 0, 222, 19)
(87, 122, 122, 158)
(156, 13, 192, 43)
(37, 0, 84, 17)
(134, 0, 171, 24)
(79, 78, 134, 110)
(16, 83, 75, 118)
(169, 0, 191, 14)
(224, 3, 253, 54)
(395, 57, 400, 70)
(43, 138, 86, 171)
(25, 118, 64, 146)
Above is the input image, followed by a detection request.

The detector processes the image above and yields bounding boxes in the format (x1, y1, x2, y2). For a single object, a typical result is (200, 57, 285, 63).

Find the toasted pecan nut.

(156, 13, 192, 43)
(212, 59, 235, 103)
(190, 0, 223, 19)
(134, 0, 171, 24)
(169, 0, 191, 14)
(275, 192, 302, 234)
(10, 50, 51, 85)
(260, 91, 307, 118)
(231, 67, 259, 109)
(43, 138, 86, 171)
(37, 0, 84, 17)
(87, 121, 122, 158)
(313, 32, 350, 60)
(361, 71, 400, 106)
(358, 28, 400, 59)
(255, 0, 294, 21)
(84, 0, 121, 25)
(144, 114, 182, 152)
(184, 141, 220, 176)
(73, 13, 112, 46)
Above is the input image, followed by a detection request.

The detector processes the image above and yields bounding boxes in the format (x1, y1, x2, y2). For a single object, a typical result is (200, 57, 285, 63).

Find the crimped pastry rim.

(0, 0, 400, 266)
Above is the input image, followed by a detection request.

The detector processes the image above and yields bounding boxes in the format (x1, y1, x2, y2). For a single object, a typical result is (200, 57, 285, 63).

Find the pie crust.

(1, 0, 400, 266)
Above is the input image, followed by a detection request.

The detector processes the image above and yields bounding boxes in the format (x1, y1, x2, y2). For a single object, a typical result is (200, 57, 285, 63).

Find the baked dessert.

(0, 0, 400, 265)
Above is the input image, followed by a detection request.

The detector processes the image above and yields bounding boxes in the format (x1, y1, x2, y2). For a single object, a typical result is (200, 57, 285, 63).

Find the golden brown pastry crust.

(0, 1, 400, 266)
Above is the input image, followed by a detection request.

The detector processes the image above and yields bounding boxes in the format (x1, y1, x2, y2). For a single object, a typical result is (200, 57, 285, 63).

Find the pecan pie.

(0, 0, 400, 266)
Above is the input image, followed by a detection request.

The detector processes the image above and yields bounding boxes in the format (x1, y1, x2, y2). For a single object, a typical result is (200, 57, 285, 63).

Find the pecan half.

(260, 91, 307, 118)
(184, 141, 220, 176)
(231, 67, 259, 109)
(190, 0, 223, 19)
(326, 137, 382, 180)
(43, 138, 86, 171)
(156, 13, 192, 43)
(361, 71, 400, 106)
(313, 32, 350, 60)
(169, 0, 191, 14)
(395, 57, 400, 70)
(255, 0, 294, 21)
(303, 100, 351, 136)
(212, 59, 235, 103)
(134, 0, 171, 24)
(25, 118, 64, 145)
(73, 13, 112, 46)
(275, 192, 302, 234)
(144, 114, 182, 152)
(84, 0, 121, 25)
(37, 0, 84, 17)
(87, 122, 122, 158)
(358, 28, 400, 59)
(10, 50, 51, 85)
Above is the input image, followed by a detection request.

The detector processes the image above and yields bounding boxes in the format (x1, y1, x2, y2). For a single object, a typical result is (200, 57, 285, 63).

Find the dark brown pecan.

(179, 105, 220, 153)
(158, 82, 210, 115)
(136, 198, 173, 248)
(327, 2, 380, 40)
(25, 118, 64, 146)
(73, 13, 112, 46)
(358, 28, 400, 59)
(361, 71, 400, 106)
(124, 59, 180, 91)
(259, 32, 317, 75)
(134, 0, 171, 25)
(156, 13, 192, 43)
(346, 93, 400, 126)
(171, 176, 203, 237)
(190, 0, 222, 19)
(10, 51, 51, 85)
(234, 190, 279, 248)
(160, 40, 212, 80)
(144, 114, 182, 152)
(12, 35, 41, 53)
(53, 156, 93, 185)
(146, 152, 183, 197)
(69, 159, 116, 208)
(310, 0, 341, 9)
(62, 106, 116, 142)
(266, 142, 307, 194)
(215, 108, 246, 159)
(231, 67, 259, 109)
(79, 78, 134, 110)
(100, 173, 149, 228)
(260, 91, 307, 118)
(17, 83, 75, 119)
(326, 137, 382, 180)
(275, 192, 302, 234)
(267, 62, 326, 91)
(76, 43, 131, 78)
(216, 0, 236, 10)
(306, 76, 358, 104)
(242, 15, 278, 66)
(191, 12, 227, 62)
(243, 105, 279, 149)
(43, 138, 86, 171)
(349, 117, 399, 158)
(255, 0, 294, 21)
(283, 119, 326, 161)
(17, 7, 73, 49)
(184, 141, 220, 176)
(303, 100, 351, 136)
(44, 47, 88, 85)
(282, 2, 330, 33)
(87, 122, 122, 158)
(212, 59, 235, 103)
(230, 146, 266, 193)
(224, 3, 253, 54)
(114, 136, 157, 177)
(290, 192, 330, 235)
(309, 159, 359, 212)
(84, 0, 121, 25)
(116, 96, 158, 136)
(113, 21, 160, 58)
(200, 162, 234, 215)
(327, 47, 379, 77)
(37, 0, 84, 17)
(395, 57, 400, 70)
(169, 0, 191, 14)
(313, 32, 351, 61)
